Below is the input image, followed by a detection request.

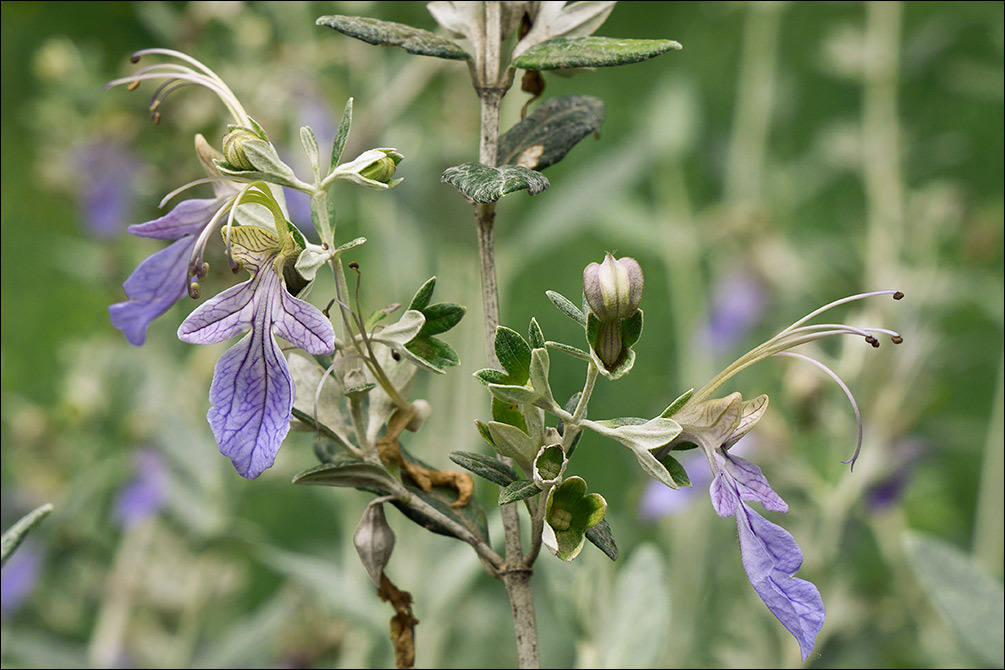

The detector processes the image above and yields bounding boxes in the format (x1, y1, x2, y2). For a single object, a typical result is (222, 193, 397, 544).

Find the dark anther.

(196, 262, 209, 280)
(188, 282, 201, 299)
(322, 298, 335, 318)
(130, 54, 141, 64)
(348, 261, 359, 270)
(893, 291, 904, 300)
(391, 351, 402, 362)
(891, 335, 903, 344)
(127, 80, 140, 91)
(865, 335, 878, 347)
(321, 242, 329, 250)
(230, 260, 242, 274)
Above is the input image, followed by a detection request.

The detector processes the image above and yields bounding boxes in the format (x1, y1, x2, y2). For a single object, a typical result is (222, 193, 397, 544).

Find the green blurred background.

(1, 2, 1002, 667)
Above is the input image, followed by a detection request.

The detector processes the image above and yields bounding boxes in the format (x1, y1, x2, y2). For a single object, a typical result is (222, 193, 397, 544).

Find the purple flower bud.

(583, 253, 644, 323)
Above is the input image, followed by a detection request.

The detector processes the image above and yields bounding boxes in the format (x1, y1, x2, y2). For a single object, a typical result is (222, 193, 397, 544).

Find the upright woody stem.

(472, 4, 540, 668)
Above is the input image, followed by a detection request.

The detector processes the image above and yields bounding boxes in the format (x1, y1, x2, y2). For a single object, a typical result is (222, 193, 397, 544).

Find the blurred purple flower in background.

(113, 448, 168, 527)
(74, 140, 140, 239)
(866, 438, 927, 512)
(0, 542, 43, 617)
(699, 271, 767, 354)
(283, 86, 337, 233)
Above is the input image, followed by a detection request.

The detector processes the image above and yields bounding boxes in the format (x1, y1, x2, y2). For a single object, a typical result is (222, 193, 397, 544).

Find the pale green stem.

(973, 349, 1004, 577)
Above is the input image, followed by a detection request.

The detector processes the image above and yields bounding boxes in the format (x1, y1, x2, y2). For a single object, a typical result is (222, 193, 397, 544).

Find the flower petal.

(110, 236, 195, 345)
(129, 198, 222, 240)
(722, 451, 788, 513)
(273, 284, 335, 355)
(735, 500, 825, 661)
(177, 275, 259, 345)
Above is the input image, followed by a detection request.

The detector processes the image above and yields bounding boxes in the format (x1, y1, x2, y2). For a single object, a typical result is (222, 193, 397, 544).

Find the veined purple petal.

(735, 500, 825, 661)
(110, 236, 196, 346)
(722, 451, 788, 513)
(274, 283, 336, 354)
(129, 198, 223, 240)
(206, 269, 294, 479)
(178, 276, 259, 345)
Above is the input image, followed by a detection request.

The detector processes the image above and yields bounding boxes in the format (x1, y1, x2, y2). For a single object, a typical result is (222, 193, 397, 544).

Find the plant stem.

(472, 4, 539, 668)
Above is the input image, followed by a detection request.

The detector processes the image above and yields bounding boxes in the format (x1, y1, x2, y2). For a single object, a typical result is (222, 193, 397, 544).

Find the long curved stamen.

(774, 351, 864, 470)
(158, 177, 229, 208)
(781, 290, 904, 335)
(187, 198, 237, 294)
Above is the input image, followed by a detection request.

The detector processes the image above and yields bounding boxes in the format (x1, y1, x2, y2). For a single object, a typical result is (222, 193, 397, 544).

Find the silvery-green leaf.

(492, 397, 528, 433)
(905, 532, 1005, 667)
(487, 421, 538, 465)
(474, 368, 510, 386)
(499, 479, 541, 505)
(441, 163, 549, 204)
(409, 276, 436, 311)
(405, 335, 460, 371)
(495, 326, 532, 385)
(488, 383, 541, 405)
(529, 348, 554, 405)
(293, 461, 403, 495)
(599, 544, 670, 668)
(499, 95, 605, 170)
(216, 140, 304, 190)
(371, 309, 426, 347)
(528, 317, 546, 349)
(353, 501, 395, 587)
(512, 36, 682, 71)
(449, 451, 519, 487)
(585, 518, 618, 561)
(546, 290, 587, 326)
(512, 1, 617, 59)
(300, 126, 319, 171)
(594, 417, 683, 451)
(546, 340, 592, 361)
(316, 14, 471, 60)
(329, 98, 353, 171)
(1, 503, 53, 567)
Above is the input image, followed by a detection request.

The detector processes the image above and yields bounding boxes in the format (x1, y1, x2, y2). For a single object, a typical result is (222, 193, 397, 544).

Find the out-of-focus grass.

(2, 2, 1002, 668)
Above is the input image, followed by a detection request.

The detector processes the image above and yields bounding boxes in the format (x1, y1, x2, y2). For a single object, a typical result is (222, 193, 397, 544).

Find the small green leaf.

(441, 163, 549, 204)
(499, 95, 605, 171)
(622, 309, 643, 349)
(449, 451, 519, 487)
(293, 461, 403, 495)
(492, 397, 528, 433)
(545, 340, 592, 362)
(329, 97, 353, 171)
(495, 326, 532, 384)
(661, 388, 694, 418)
(474, 368, 510, 386)
(419, 302, 466, 336)
(499, 479, 541, 505)
(405, 335, 460, 371)
(488, 383, 541, 405)
(512, 36, 682, 70)
(528, 317, 546, 349)
(487, 421, 538, 466)
(300, 126, 319, 170)
(585, 518, 618, 561)
(546, 290, 587, 326)
(474, 420, 495, 447)
(528, 348, 554, 405)
(409, 276, 436, 311)
(1, 503, 53, 567)
(371, 309, 425, 347)
(659, 453, 691, 487)
(317, 15, 471, 61)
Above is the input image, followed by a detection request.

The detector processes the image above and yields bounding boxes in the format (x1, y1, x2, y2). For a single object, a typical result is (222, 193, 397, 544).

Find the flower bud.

(330, 148, 404, 190)
(359, 150, 402, 184)
(583, 253, 644, 323)
(222, 126, 264, 171)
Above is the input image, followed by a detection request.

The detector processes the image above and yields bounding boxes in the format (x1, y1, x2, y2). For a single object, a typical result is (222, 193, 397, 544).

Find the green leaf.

(545, 340, 592, 362)
(216, 139, 302, 189)
(529, 348, 554, 405)
(904, 532, 1005, 667)
(488, 383, 541, 405)
(487, 421, 538, 466)
(449, 451, 519, 487)
(528, 317, 546, 349)
(599, 544, 670, 667)
(474, 420, 495, 446)
(492, 397, 528, 433)
(546, 290, 587, 326)
(621, 309, 643, 349)
(405, 335, 460, 371)
(661, 388, 694, 418)
(495, 326, 532, 384)
(585, 518, 618, 561)
(329, 98, 353, 171)
(441, 163, 549, 204)
(499, 95, 605, 171)
(293, 461, 403, 495)
(512, 36, 682, 70)
(408, 276, 436, 311)
(1, 503, 53, 567)
(418, 302, 466, 336)
(316, 15, 471, 61)
(371, 309, 425, 347)
(474, 368, 510, 386)
(299, 126, 319, 170)
(499, 479, 541, 505)
(659, 453, 692, 487)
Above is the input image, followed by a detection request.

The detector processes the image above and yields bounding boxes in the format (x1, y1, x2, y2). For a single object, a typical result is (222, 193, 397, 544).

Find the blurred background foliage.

(1, 1, 1002, 667)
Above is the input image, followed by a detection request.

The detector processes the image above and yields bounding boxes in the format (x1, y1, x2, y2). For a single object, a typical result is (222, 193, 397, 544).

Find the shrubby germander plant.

(99, 3, 902, 667)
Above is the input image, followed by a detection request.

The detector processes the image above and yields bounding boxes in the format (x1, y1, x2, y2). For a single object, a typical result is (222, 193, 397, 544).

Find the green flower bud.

(359, 150, 402, 184)
(583, 253, 644, 323)
(222, 126, 264, 171)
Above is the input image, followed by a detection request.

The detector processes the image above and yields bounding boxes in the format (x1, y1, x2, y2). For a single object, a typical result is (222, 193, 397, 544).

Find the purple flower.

(114, 449, 168, 527)
(709, 448, 824, 661)
(699, 271, 767, 354)
(74, 141, 141, 238)
(0, 542, 42, 617)
(178, 225, 335, 478)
